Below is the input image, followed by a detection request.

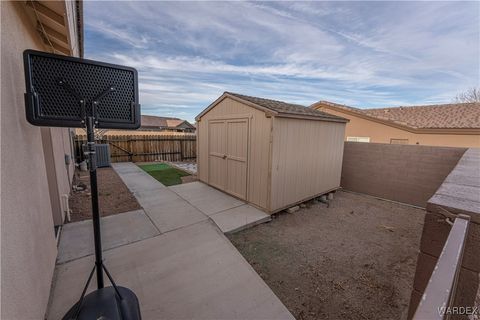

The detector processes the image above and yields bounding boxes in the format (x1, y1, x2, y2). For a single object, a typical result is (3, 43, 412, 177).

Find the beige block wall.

(270, 118, 345, 211)
(341, 142, 466, 207)
(408, 149, 480, 319)
(320, 108, 480, 148)
(1, 2, 73, 318)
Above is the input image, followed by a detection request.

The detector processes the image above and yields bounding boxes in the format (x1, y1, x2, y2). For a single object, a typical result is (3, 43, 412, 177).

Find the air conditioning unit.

(82, 144, 111, 167)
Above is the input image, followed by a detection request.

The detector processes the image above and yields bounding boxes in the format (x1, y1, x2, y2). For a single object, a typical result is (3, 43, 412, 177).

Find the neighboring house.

(75, 115, 196, 136)
(1, 1, 82, 319)
(140, 115, 196, 133)
(311, 101, 480, 148)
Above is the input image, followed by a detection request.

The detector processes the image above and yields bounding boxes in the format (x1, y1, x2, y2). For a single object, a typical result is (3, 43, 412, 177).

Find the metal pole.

(86, 116, 104, 289)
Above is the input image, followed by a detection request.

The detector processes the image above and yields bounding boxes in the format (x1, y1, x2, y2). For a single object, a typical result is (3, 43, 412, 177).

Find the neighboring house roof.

(197, 92, 348, 122)
(165, 119, 185, 127)
(141, 115, 195, 129)
(311, 101, 480, 132)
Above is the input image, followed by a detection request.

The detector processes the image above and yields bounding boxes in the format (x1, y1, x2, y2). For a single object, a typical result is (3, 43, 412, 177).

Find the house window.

(346, 136, 370, 143)
(390, 139, 409, 145)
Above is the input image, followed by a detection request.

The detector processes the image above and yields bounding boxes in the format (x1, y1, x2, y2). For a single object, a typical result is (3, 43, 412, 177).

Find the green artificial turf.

(138, 163, 190, 186)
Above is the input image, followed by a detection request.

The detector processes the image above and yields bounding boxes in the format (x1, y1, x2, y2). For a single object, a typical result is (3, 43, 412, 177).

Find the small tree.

(454, 87, 480, 103)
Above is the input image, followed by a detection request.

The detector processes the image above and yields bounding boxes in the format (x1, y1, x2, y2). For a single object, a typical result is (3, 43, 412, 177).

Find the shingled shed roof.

(197, 92, 348, 122)
(312, 101, 480, 130)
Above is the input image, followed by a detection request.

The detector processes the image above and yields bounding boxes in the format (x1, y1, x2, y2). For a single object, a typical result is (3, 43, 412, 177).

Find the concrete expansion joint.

(205, 202, 246, 217)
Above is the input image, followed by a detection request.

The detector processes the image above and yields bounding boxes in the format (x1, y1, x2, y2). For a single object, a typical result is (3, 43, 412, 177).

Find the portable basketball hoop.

(23, 49, 142, 320)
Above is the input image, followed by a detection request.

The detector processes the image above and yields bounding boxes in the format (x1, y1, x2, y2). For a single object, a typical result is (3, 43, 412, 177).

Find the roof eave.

(415, 128, 480, 135)
(23, 0, 83, 57)
(275, 112, 349, 123)
(196, 92, 278, 121)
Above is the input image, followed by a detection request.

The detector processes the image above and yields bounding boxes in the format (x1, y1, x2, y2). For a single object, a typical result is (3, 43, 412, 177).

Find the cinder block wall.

(408, 149, 480, 319)
(341, 142, 467, 207)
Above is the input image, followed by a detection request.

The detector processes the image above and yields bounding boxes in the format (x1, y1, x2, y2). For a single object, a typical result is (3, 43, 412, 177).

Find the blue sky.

(84, 1, 479, 122)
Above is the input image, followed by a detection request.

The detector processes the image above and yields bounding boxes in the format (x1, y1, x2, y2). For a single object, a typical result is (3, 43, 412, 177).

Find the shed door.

(208, 118, 249, 199)
(225, 119, 248, 199)
(208, 121, 227, 190)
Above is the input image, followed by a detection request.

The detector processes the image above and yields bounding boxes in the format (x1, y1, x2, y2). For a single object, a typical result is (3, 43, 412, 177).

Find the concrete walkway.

(114, 162, 270, 234)
(57, 209, 159, 264)
(48, 162, 291, 319)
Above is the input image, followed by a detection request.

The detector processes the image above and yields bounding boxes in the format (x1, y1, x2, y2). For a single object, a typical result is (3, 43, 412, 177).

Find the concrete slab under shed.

(169, 181, 245, 216)
(211, 204, 271, 234)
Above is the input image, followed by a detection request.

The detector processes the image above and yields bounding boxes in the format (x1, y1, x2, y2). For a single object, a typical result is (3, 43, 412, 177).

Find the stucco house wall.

(41, 127, 75, 226)
(318, 107, 480, 148)
(1, 2, 78, 319)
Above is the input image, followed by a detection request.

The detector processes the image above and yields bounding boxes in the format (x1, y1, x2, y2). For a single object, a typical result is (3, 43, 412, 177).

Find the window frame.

(346, 136, 370, 143)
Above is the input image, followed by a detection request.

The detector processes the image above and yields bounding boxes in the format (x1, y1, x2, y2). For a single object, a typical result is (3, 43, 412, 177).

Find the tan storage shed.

(196, 92, 348, 213)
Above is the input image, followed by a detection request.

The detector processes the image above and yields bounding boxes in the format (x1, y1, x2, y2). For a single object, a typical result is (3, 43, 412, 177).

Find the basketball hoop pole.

(84, 88, 115, 289)
(86, 113, 104, 289)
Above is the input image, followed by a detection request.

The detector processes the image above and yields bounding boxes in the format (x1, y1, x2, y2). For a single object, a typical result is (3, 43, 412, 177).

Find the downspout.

(75, 0, 84, 58)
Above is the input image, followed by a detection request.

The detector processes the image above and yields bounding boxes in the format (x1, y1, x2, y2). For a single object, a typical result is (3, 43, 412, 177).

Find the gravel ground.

(228, 191, 425, 320)
(68, 167, 141, 222)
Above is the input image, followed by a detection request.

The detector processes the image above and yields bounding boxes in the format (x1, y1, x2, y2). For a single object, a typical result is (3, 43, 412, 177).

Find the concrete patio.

(48, 162, 287, 319)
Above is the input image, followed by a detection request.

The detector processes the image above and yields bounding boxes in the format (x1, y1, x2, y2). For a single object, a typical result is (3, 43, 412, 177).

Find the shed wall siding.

(270, 117, 345, 211)
(197, 97, 271, 209)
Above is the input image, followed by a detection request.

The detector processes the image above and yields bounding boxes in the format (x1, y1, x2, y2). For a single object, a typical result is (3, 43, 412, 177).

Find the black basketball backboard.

(23, 50, 140, 129)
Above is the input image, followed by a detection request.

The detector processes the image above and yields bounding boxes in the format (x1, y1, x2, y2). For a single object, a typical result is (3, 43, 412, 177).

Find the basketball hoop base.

(62, 286, 141, 320)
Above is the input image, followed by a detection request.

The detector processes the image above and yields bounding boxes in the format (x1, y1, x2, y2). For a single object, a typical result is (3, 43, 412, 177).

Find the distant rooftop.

(312, 101, 480, 130)
(141, 115, 194, 129)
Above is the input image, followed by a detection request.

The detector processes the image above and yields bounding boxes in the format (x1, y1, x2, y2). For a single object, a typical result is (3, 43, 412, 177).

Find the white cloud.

(84, 1, 480, 122)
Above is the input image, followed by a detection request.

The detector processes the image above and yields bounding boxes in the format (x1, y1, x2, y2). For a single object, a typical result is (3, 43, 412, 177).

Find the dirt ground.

(69, 167, 141, 222)
(228, 191, 425, 320)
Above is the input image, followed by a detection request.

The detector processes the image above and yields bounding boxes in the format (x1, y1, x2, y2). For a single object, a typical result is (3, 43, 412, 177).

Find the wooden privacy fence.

(73, 134, 196, 163)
